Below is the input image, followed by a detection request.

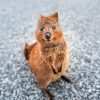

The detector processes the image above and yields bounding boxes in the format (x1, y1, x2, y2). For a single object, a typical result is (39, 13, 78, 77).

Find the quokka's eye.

(52, 26, 56, 30)
(40, 27, 44, 32)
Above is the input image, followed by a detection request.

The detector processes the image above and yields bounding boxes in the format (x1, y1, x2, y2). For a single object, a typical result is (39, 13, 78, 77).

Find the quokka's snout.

(43, 32, 52, 41)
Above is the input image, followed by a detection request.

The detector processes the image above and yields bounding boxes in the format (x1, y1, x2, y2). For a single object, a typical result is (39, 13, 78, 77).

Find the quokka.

(24, 12, 72, 100)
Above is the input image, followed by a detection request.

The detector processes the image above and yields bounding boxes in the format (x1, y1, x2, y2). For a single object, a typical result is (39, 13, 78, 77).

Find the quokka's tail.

(24, 43, 37, 60)
(24, 43, 31, 60)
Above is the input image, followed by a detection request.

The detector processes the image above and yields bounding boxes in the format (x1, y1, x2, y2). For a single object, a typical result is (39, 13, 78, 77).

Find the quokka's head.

(36, 12, 64, 44)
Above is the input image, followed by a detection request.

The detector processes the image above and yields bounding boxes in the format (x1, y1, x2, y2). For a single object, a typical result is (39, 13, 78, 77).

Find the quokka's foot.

(44, 89, 54, 100)
(61, 75, 72, 84)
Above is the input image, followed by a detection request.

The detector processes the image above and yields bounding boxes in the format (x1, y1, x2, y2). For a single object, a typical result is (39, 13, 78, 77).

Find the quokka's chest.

(40, 41, 67, 64)
(46, 52, 65, 63)
(41, 43, 66, 57)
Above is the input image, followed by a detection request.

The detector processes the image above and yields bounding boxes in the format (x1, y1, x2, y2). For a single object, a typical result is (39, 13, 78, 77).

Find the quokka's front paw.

(51, 66, 58, 74)
(57, 65, 62, 73)
(51, 65, 62, 74)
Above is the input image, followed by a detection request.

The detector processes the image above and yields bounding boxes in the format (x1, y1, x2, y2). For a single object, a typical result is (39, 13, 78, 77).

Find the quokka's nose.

(44, 32, 52, 40)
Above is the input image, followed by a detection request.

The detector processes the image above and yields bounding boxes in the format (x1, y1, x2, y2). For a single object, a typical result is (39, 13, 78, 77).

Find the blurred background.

(0, 0, 100, 100)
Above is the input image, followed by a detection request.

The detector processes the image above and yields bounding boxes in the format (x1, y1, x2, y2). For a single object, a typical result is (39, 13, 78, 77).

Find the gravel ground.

(0, 0, 100, 100)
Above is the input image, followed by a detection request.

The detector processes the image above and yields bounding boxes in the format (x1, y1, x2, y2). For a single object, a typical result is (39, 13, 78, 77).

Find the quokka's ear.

(50, 12, 59, 22)
(40, 15, 46, 20)
(38, 15, 46, 24)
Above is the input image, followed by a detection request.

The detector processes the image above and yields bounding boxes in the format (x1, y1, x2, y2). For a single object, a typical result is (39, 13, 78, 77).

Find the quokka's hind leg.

(43, 87, 54, 100)
(61, 71, 72, 84)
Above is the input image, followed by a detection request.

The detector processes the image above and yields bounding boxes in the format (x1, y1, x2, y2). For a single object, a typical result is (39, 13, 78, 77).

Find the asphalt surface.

(0, 0, 100, 100)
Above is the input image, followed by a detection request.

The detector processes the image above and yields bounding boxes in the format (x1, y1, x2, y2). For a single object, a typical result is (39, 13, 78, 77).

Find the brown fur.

(24, 12, 69, 100)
